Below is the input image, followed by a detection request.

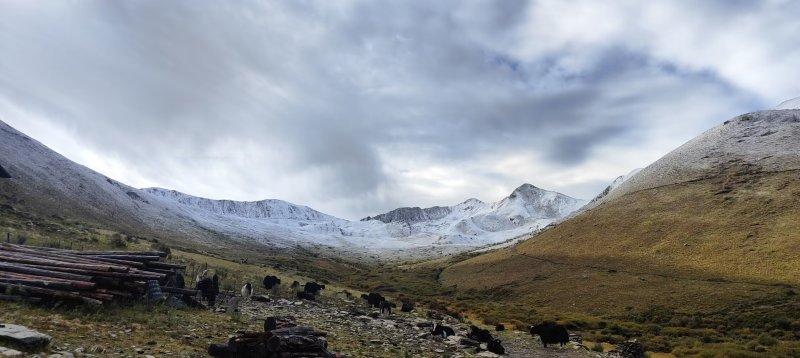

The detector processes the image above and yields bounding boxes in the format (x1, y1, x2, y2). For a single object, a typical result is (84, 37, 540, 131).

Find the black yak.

(196, 276, 218, 306)
(495, 323, 505, 331)
(379, 300, 392, 316)
(401, 302, 414, 312)
(303, 282, 325, 295)
(529, 322, 569, 347)
(468, 325, 494, 343)
(365, 292, 385, 308)
(488, 339, 506, 355)
(262, 275, 281, 289)
(432, 323, 455, 338)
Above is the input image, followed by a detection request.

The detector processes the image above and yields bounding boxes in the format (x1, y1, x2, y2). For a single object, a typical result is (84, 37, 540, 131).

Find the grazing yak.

(303, 282, 326, 295)
(488, 339, 506, 355)
(364, 292, 385, 308)
(262, 275, 281, 289)
(379, 300, 392, 316)
(241, 283, 253, 298)
(432, 323, 455, 338)
(468, 325, 494, 343)
(195, 275, 220, 306)
(401, 302, 415, 312)
(495, 323, 505, 332)
(529, 322, 569, 347)
(296, 292, 316, 301)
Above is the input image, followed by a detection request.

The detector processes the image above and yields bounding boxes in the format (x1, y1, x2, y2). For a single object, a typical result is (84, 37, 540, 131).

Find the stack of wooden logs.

(0, 243, 194, 305)
(209, 316, 335, 358)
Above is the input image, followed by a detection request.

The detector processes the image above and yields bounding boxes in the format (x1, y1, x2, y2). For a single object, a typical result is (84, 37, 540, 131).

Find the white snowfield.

(0, 119, 586, 259)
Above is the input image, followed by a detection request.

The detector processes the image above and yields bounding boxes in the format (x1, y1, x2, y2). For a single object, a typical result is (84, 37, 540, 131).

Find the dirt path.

(237, 296, 594, 358)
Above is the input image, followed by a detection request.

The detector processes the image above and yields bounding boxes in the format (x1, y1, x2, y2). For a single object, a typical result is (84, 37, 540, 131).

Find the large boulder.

(0, 324, 52, 351)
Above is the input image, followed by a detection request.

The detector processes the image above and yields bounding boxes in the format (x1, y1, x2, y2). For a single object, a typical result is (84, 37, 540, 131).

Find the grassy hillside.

(442, 167, 800, 310)
(433, 168, 800, 356)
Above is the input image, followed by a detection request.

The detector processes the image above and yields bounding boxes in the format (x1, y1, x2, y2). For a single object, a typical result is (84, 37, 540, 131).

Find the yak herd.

(189, 272, 570, 355)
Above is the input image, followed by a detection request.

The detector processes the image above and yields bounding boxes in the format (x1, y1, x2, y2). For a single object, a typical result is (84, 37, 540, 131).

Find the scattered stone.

(569, 333, 583, 344)
(606, 339, 645, 358)
(165, 295, 187, 309)
(0, 324, 52, 350)
(251, 295, 271, 303)
(0, 346, 23, 357)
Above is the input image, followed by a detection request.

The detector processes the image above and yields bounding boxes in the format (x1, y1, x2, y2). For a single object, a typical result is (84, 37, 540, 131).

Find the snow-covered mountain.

(361, 184, 585, 247)
(143, 188, 337, 221)
(0, 119, 586, 258)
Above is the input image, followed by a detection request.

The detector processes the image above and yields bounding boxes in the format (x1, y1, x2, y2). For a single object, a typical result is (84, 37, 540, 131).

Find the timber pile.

(0, 243, 194, 306)
(209, 316, 336, 358)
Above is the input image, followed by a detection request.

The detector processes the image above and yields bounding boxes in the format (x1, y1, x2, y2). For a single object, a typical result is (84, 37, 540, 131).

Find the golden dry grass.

(442, 170, 800, 315)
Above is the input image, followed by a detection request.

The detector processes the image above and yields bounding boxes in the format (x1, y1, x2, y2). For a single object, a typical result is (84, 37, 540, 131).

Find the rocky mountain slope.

(441, 109, 800, 315)
(0, 119, 585, 258)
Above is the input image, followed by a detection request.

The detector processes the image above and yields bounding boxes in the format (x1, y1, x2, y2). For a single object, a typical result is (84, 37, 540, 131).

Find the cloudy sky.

(1, 1, 798, 220)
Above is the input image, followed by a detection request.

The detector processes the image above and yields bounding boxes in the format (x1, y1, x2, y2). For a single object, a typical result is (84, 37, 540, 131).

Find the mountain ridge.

(0, 118, 585, 258)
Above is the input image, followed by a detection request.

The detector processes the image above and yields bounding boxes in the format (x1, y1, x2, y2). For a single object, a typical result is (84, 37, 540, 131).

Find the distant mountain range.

(0, 119, 589, 258)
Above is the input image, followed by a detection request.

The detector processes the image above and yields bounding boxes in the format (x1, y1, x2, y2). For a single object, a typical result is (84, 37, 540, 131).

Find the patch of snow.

(775, 96, 800, 110)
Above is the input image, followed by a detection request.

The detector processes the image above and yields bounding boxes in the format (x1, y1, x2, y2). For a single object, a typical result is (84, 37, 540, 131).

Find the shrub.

(110, 233, 127, 248)
(150, 242, 171, 255)
(757, 333, 778, 346)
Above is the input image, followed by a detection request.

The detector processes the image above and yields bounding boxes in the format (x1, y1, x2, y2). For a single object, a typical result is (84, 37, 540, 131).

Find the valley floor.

(0, 294, 594, 358)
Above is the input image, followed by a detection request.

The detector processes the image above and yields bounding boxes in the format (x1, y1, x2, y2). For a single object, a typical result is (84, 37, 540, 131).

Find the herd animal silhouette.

(167, 271, 570, 354)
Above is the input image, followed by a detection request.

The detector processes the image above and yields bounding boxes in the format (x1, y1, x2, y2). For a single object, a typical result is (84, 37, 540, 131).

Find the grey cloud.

(0, 1, 796, 219)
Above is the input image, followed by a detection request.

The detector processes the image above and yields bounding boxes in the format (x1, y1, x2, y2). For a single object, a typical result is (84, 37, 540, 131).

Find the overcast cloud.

(1, 0, 798, 219)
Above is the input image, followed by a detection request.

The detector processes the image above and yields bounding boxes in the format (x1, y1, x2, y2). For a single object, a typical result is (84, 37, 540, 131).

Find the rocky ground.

(1, 292, 600, 357)
(234, 295, 594, 358)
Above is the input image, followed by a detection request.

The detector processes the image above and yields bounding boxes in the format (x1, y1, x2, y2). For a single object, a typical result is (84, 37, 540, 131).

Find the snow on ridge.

(594, 110, 800, 207)
(1, 117, 588, 259)
(357, 183, 586, 249)
(143, 187, 339, 221)
(775, 96, 800, 110)
(587, 168, 643, 205)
